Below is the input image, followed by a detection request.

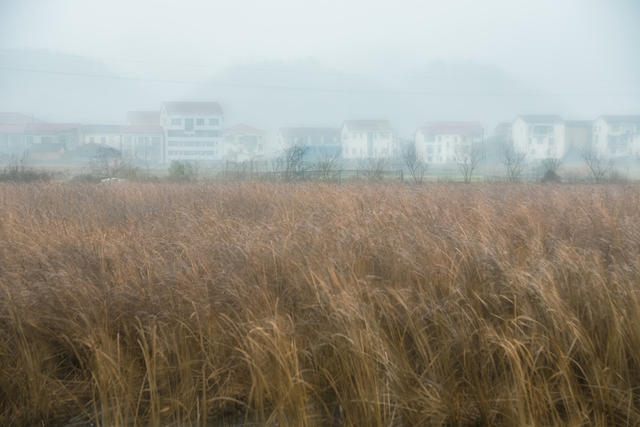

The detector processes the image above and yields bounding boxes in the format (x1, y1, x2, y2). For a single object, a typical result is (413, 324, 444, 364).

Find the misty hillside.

(196, 60, 550, 134)
(0, 50, 580, 134)
(0, 49, 173, 123)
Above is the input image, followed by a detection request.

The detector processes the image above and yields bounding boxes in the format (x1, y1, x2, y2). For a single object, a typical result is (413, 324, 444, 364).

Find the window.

(196, 118, 204, 126)
(209, 118, 219, 126)
(101, 136, 106, 144)
(171, 118, 181, 126)
(185, 118, 194, 131)
(90, 137, 95, 143)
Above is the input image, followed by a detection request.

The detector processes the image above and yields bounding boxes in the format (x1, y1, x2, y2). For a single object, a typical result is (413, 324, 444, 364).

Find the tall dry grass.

(1, 182, 640, 425)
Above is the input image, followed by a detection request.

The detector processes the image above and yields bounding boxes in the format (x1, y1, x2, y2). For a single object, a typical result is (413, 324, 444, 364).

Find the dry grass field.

(2, 182, 640, 425)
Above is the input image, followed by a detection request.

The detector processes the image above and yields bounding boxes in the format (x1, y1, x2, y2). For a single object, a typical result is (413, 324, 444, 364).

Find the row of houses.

(1, 102, 639, 165)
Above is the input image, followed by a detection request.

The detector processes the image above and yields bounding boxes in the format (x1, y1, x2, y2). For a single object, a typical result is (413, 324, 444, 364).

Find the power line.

(1, 65, 639, 97)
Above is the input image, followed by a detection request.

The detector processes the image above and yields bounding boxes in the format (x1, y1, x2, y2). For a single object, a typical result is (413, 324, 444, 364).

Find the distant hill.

(0, 50, 567, 136)
(192, 60, 548, 134)
(0, 49, 170, 123)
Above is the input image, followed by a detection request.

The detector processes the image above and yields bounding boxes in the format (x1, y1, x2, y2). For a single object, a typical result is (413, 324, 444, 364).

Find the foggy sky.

(0, 0, 638, 131)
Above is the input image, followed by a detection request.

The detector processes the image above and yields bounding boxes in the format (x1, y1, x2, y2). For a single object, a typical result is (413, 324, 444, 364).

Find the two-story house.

(0, 112, 42, 158)
(127, 111, 161, 126)
(121, 125, 164, 165)
(160, 101, 223, 164)
(512, 115, 566, 160)
(82, 125, 123, 151)
(279, 127, 341, 161)
(592, 115, 640, 158)
(24, 122, 83, 151)
(340, 120, 394, 160)
(415, 122, 483, 164)
(223, 124, 267, 161)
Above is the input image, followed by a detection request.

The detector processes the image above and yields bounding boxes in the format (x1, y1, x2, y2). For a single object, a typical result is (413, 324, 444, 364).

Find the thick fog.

(1, 0, 639, 134)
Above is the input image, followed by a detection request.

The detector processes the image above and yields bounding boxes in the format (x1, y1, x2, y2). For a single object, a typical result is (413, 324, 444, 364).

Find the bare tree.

(457, 143, 485, 183)
(402, 141, 426, 183)
(283, 144, 308, 181)
(501, 143, 527, 182)
(581, 148, 613, 183)
(540, 158, 562, 183)
(361, 157, 387, 181)
(315, 153, 340, 181)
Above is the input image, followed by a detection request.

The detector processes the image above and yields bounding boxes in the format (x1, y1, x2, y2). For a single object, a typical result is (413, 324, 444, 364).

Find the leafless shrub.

(361, 157, 387, 181)
(457, 143, 485, 183)
(540, 158, 562, 183)
(582, 148, 613, 183)
(502, 143, 527, 182)
(402, 142, 426, 183)
(283, 144, 308, 181)
(314, 153, 340, 181)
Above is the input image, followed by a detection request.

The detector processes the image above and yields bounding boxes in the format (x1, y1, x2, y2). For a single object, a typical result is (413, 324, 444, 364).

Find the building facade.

(279, 127, 341, 161)
(415, 122, 483, 164)
(24, 123, 83, 151)
(82, 125, 122, 151)
(592, 116, 640, 158)
(512, 115, 566, 160)
(120, 125, 164, 165)
(223, 124, 267, 161)
(340, 120, 394, 160)
(160, 101, 224, 164)
(0, 113, 43, 159)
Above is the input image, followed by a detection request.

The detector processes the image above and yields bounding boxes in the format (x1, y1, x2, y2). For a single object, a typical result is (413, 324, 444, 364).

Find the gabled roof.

(25, 123, 80, 133)
(517, 115, 563, 123)
(120, 125, 163, 134)
(162, 102, 223, 115)
(342, 120, 392, 132)
(0, 113, 43, 133)
(224, 124, 264, 135)
(0, 112, 43, 125)
(494, 122, 512, 136)
(565, 120, 592, 128)
(280, 127, 340, 139)
(598, 115, 640, 124)
(127, 110, 160, 125)
(83, 124, 122, 134)
(419, 121, 483, 136)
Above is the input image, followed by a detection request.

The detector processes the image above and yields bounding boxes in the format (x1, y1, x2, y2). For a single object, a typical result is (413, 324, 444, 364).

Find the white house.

(278, 127, 341, 161)
(340, 120, 394, 160)
(223, 124, 267, 161)
(512, 115, 566, 160)
(0, 112, 42, 158)
(415, 122, 483, 164)
(127, 111, 161, 126)
(160, 101, 224, 164)
(82, 125, 122, 151)
(592, 115, 640, 158)
(24, 122, 83, 151)
(120, 125, 164, 165)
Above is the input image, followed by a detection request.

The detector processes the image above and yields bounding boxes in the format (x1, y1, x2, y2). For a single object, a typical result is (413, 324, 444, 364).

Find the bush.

(168, 160, 197, 182)
(0, 163, 52, 183)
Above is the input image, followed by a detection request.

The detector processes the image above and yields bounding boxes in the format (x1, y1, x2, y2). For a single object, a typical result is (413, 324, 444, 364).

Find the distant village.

(1, 102, 639, 177)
